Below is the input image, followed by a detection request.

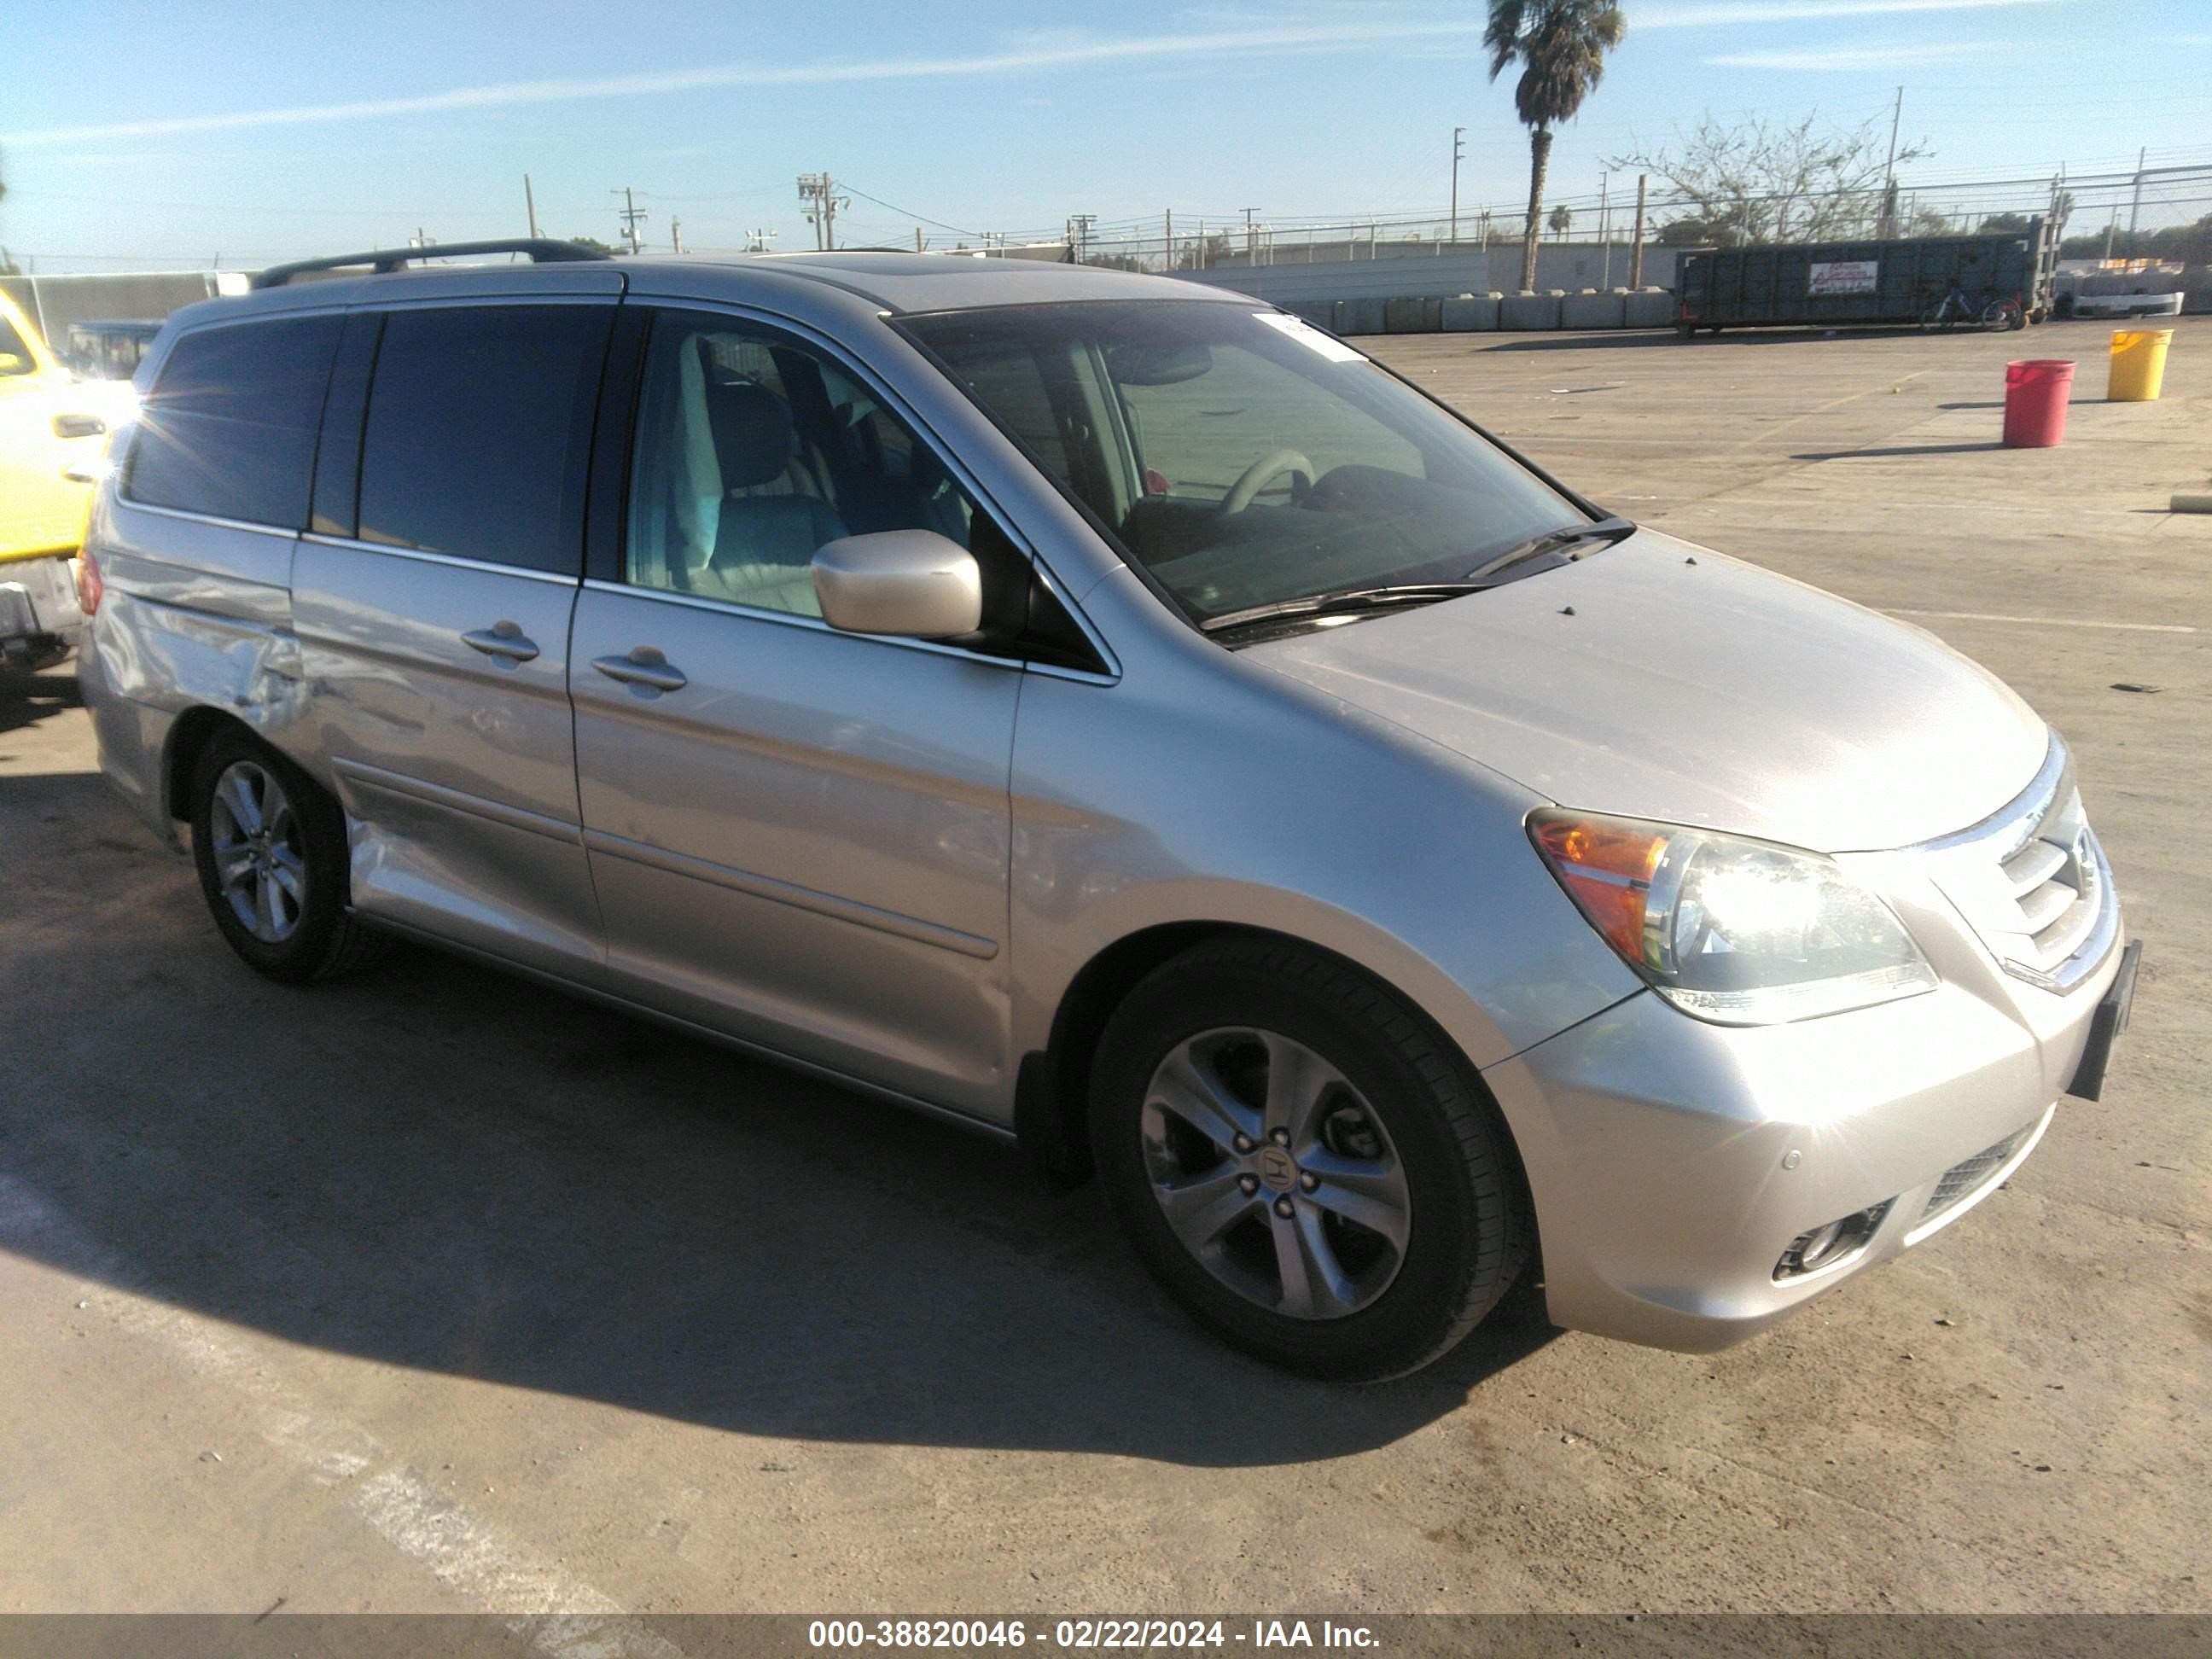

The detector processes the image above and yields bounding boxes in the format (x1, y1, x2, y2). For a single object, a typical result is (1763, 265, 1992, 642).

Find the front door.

(568, 307, 1025, 1115)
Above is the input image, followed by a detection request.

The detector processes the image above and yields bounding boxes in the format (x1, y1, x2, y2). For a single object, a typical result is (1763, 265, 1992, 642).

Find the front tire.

(1091, 938, 1527, 1382)
(188, 725, 383, 983)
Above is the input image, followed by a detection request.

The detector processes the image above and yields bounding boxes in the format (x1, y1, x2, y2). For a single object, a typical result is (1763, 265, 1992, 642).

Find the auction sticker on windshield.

(1251, 311, 1367, 362)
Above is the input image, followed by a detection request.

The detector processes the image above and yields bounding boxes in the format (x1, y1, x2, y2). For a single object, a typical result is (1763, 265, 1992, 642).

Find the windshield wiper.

(1201, 583, 1487, 637)
(1462, 515, 1636, 582)
(1199, 516, 1637, 641)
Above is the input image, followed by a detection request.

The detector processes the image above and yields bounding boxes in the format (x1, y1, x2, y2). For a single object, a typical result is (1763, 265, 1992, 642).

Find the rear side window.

(126, 316, 343, 527)
(356, 305, 610, 575)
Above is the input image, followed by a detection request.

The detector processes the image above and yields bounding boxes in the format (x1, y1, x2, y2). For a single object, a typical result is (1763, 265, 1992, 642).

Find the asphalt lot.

(1, 317, 2205, 1621)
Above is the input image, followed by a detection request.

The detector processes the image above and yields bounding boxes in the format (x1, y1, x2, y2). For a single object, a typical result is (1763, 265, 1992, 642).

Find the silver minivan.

(79, 243, 2139, 1381)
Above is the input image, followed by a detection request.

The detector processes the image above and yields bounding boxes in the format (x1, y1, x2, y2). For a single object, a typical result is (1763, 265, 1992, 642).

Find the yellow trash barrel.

(2107, 328, 2172, 402)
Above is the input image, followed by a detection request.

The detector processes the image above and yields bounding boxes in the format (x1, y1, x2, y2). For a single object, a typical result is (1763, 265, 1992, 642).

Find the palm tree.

(1548, 205, 1574, 241)
(1486, 0, 1627, 291)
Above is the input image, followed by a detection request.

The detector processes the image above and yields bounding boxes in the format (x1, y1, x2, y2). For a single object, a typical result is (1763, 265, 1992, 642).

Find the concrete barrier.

(1561, 288, 1627, 329)
(1499, 290, 1563, 330)
(1383, 297, 1442, 333)
(1327, 286, 1685, 335)
(1441, 294, 1502, 331)
(1335, 297, 1388, 336)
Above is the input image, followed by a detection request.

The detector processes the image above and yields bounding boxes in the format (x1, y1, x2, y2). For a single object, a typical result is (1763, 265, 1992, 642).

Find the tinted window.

(358, 305, 609, 574)
(126, 316, 342, 526)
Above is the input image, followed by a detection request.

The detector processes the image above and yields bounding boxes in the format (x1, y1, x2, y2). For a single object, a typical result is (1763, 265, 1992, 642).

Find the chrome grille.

(1919, 1127, 2028, 1225)
(1920, 736, 2117, 992)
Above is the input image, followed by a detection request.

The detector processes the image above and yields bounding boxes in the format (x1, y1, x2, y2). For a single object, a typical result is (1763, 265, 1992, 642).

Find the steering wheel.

(1219, 449, 1315, 515)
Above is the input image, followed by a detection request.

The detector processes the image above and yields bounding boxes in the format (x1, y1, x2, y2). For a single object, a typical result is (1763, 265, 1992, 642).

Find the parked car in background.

(0, 290, 111, 670)
(2069, 288, 2184, 320)
(79, 243, 2138, 1380)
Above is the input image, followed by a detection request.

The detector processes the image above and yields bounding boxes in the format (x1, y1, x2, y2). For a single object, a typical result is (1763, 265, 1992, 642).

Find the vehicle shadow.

(0, 661, 83, 736)
(1792, 441, 2009, 462)
(0, 771, 1559, 1469)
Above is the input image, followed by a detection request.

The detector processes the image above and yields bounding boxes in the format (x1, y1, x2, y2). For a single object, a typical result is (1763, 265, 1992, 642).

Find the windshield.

(900, 300, 1589, 627)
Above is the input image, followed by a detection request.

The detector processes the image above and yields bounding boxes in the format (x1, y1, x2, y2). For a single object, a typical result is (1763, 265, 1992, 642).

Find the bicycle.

(1920, 287, 2026, 333)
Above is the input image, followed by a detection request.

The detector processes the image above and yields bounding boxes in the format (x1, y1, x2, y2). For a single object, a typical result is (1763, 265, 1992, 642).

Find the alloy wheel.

(207, 759, 308, 944)
(1139, 1027, 1412, 1320)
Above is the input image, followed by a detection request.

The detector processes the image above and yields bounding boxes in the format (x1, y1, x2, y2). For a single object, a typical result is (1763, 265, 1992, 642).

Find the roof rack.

(249, 238, 614, 290)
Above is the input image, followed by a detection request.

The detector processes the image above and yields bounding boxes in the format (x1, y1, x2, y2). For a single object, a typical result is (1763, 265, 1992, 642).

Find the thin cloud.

(1648, 0, 2056, 21)
(3, 2, 2062, 148)
(1708, 41, 1994, 68)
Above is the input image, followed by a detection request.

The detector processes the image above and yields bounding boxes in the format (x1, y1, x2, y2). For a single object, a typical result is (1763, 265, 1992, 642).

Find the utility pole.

(1242, 207, 1260, 265)
(744, 227, 779, 254)
(1879, 85, 1904, 238)
(1629, 173, 1648, 288)
(2126, 146, 2146, 259)
(523, 174, 539, 238)
(671, 218, 684, 254)
(1068, 214, 1097, 264)
(1165, 208, 1173, 271)
(1600, 174, 1613, 288)
(409, 227, 436, 248)
(796, 174, 846, 250)
(1451, 127, 1465, 247)
(612, 188, 647, 253)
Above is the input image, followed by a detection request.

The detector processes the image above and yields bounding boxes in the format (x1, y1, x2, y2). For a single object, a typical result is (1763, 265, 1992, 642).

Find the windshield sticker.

(1252, 311, 1368, 363)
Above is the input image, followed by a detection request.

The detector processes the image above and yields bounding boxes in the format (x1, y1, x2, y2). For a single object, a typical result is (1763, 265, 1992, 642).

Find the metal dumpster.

(1676, 220, 2058, 336)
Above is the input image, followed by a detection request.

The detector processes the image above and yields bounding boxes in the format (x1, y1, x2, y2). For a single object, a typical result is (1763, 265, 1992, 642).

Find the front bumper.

(1483, 928, 2129, 1353)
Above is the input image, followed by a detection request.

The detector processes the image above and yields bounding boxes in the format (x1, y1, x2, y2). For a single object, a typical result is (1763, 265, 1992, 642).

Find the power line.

(836, 181, 986, 239)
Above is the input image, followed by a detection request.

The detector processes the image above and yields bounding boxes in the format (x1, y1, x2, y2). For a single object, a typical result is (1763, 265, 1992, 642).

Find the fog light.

(1774, 1202, 1892, 1281)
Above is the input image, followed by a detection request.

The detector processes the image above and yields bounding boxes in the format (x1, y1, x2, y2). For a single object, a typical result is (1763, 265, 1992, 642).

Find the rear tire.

(188, 725, 385, 983)
(1090, 938, 1527, 1382)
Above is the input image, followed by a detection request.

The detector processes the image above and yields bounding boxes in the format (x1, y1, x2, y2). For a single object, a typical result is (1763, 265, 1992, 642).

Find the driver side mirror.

(812, 530, 982, 640)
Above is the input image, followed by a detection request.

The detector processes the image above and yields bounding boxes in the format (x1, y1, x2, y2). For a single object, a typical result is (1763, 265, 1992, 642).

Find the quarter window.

(126, 316, 343, 527)
(357, 305, 610, 575)
(0, 314, 34, 375)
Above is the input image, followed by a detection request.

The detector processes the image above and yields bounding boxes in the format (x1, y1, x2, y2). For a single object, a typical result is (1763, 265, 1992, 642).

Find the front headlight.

(1530, 811, 1937, 1025)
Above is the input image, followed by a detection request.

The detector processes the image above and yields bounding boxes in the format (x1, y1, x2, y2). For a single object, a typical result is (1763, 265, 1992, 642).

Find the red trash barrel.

(2002, 358, 2075, 448)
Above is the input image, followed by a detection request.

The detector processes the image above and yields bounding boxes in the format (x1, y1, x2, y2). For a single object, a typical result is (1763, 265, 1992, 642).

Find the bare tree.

(1609, 112, 1931, 244)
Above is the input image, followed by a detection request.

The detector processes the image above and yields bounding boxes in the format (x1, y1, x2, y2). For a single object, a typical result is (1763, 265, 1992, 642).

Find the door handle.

(591, 648, 688, 694)
(462, 622, 540, 663)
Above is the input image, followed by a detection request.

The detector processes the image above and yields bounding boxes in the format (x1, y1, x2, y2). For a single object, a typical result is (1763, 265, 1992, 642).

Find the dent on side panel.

(1005, 629, 1642, 1076)
(88, 501, 315, 795)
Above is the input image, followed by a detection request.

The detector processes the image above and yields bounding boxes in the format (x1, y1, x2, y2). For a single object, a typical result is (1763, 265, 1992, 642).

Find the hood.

(1249, 530, 2048, 853)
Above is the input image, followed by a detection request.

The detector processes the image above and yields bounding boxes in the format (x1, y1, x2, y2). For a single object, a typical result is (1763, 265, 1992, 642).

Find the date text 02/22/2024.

(806, 1619, 1382, 1649)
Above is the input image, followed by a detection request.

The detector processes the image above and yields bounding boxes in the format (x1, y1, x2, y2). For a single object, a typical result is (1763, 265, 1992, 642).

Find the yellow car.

(3, 288, 122, 668)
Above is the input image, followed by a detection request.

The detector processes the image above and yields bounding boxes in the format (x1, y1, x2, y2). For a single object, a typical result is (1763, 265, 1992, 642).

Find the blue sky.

(3, 0, 2209, 269)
